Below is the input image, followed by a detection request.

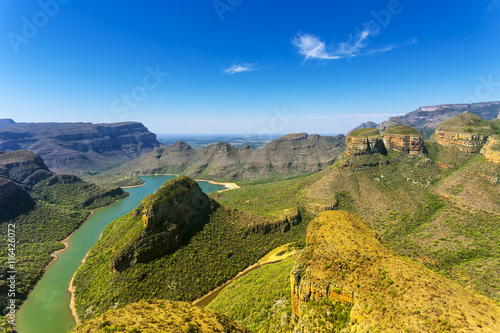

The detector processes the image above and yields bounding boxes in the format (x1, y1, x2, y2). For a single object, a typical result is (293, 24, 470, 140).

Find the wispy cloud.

(223, 62, 257, 75)
(292, 30, 416, 62)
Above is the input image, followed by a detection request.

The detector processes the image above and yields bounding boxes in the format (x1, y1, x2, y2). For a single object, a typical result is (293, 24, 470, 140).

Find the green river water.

(15, 175, 225, 333)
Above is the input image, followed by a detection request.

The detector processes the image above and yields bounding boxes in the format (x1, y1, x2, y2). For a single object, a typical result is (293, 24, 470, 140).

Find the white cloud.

(292, 30, 417, 62)
(223, 63, 257, 75)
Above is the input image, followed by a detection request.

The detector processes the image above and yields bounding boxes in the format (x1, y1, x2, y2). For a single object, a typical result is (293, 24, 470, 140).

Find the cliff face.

(0, 120, 160, 174)
(480, 135, 500, 164)
(290, 211, 500, 332)
(435, 112, 491, 153)
(381, 134, 424, 155)
(345, 136, 384, 156)
(436, 132, 488, 153)
(110, 133, 346, 182)
(111, 176, 217, 272)
(345, 126, 424, 157)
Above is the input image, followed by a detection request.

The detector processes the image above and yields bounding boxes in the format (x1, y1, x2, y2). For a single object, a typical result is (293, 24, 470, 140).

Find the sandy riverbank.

(121, 173, 240, 193)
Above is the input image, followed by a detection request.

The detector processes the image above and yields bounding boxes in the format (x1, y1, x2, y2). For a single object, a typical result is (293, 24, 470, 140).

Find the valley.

(2, 103, 500, 332)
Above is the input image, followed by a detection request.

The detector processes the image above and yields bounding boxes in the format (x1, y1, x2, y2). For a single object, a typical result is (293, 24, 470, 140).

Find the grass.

(71, 299, 247, 333)
(293, 210, 500, 332)
(380, 125, 420, 135)
(207, 255, 297, 332)
(348, 128, 380, 138)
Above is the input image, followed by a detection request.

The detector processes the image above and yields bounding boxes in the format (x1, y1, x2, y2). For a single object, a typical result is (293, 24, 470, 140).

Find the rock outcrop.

(109, 133, 346, 182)
(111, 176, 217, 272)
(290, 210, 500, 332)
(0, 120, 160, 174)
(345, 126, 423, 156)
(380, 125, 424, 155)
(435, 112, 491, 153)
(345, 128, 385, 156)
(481, 135, 500, 164)
(0, 149, 53, 186)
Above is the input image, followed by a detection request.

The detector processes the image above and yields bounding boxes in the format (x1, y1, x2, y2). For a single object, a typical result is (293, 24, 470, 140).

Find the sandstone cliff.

(111, 176, 217, 272)
(435, 112, 491, 153)
(345, 126, 423, 157)
(0, 120, 160, 174)
(481, 135, 500, 164)
(380, 125, 424, 155)
(290, 210, 500, 332)
(344, 128, 385, 156)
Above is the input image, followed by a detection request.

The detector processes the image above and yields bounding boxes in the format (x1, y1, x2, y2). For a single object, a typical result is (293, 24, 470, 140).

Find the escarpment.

(290, 210, 500, 332)
(0, 120, 160, 174)
(111, 176, 217, 272)
(435, 112, 491, 153)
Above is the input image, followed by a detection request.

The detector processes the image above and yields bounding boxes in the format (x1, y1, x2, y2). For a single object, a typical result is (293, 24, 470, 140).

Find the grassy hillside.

(291, 210, 500, 332)
(71, 299, 247, 333)
(348, 128, 380, 138)
(212, 142, 500, 304)
(207, 255, 297, 333)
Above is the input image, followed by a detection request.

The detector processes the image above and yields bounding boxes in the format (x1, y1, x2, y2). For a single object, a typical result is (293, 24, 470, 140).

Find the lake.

(15, 175, 225, 333)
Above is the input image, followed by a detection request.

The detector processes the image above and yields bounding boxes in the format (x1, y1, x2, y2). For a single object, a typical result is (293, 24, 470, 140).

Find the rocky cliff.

(290, 210, 500, 332)
(0, 120, 160, 174)
(435, 112, 491, 153)
(345, 126, 423, 157)
(380, 125, 424, 155)
(108, 133, 346, 182)
(111, 176, 217, 272)
(480, 135, 500, 164)
(344, 128, 385, 156)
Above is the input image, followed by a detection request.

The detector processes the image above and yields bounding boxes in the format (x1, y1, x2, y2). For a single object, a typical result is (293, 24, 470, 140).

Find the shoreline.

(120, 173, 240, 192)
(67, 175, 239, 324)
(16, 193, 127, 322)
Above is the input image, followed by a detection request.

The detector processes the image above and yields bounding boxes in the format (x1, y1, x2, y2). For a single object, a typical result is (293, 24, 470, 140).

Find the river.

(15, 175, 225, 333)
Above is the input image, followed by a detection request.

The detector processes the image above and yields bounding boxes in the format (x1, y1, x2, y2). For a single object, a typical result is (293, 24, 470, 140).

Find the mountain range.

(0, 120, 160, 175)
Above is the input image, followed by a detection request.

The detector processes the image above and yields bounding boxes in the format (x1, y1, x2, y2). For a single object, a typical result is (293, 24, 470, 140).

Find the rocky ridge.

(111, 176, 217, 272)
(0, 120, 160, 174)
(290, 210, 500, 332)
(108, 133, 346, 182)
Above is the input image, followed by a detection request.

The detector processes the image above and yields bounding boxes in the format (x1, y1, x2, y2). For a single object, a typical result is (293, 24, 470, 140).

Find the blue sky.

(1, 0, 499, 134)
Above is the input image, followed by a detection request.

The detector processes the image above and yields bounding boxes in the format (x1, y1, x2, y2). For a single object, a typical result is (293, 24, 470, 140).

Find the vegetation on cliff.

(291, 210, 500, 332)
